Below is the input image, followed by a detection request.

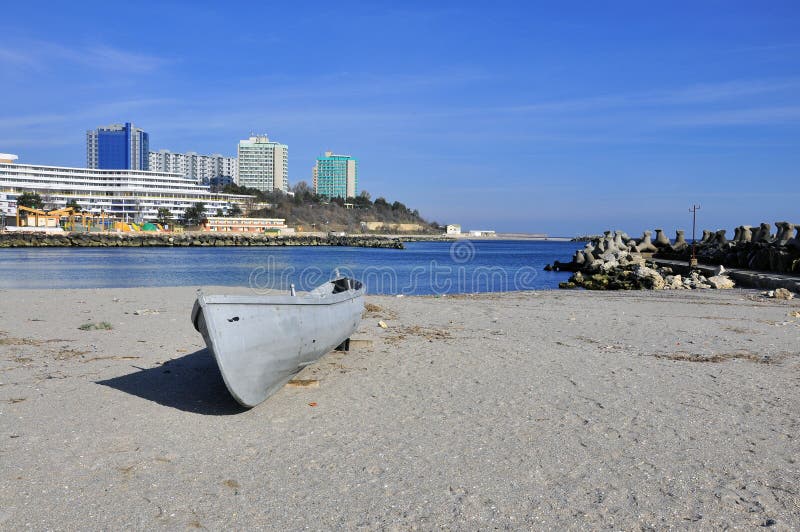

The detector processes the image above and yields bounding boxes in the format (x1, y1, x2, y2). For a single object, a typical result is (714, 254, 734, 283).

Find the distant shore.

(0, 231, 405, 249)
(0, 231, 570, 247)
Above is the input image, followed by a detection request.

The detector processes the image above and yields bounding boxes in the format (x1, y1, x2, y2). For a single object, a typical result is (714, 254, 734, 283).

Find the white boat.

(191, 278, 364, 407)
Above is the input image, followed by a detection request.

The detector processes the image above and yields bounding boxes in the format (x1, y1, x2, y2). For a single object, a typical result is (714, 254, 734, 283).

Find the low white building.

(446, 224, 462, 235)
(202, 217, 287, 233)
(0, 156, 252, 222)
(468, 230, 496, 237)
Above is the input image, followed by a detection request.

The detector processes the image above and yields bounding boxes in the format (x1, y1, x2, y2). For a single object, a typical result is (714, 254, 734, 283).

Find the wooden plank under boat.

(191, 278, 364, 407)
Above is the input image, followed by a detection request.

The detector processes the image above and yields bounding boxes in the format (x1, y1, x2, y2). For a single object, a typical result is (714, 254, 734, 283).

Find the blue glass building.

(86, 123, 149, 170)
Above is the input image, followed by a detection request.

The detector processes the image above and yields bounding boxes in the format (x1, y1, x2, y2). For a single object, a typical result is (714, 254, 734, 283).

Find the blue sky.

(1, 1, 798, 235)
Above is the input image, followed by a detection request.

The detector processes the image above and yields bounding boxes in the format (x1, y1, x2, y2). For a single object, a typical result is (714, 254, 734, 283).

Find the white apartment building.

(237, 135, 288, 192)
(149, 150, 238, 184)
(0, 156, 252, 222)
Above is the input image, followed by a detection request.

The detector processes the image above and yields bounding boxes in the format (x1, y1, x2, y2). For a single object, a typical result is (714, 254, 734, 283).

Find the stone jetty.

(550, 221, 800, 291)
(657, 221, 800, 274)
(548, 229, 736, 290)
(0, 232, 405, 249)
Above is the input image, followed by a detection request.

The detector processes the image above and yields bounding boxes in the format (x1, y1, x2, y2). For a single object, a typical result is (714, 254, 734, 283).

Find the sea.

(0, 240, 582, 294)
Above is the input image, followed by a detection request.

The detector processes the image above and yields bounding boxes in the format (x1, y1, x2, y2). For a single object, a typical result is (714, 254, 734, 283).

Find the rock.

(768, 288, 795, 300)
(756, 222, 773, 243)
(788, 227, 800, 252)
(633, 265, 665, 290)
(654, 229, 671, 248)
(673, 230, 688, 251)
(588, 259, 604, 272)
(740, 225, 752, 243)
(775, 222, 795, 246)
(635, 231, 657, 253)
(707, 275, 735, 289)
(600, 259, 619, 272)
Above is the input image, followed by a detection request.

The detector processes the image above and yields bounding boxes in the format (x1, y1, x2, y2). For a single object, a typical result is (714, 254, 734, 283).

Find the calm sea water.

(0, 240, 581, 294)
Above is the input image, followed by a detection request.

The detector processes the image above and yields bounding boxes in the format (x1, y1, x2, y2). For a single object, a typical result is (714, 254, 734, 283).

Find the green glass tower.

(313, 152, 357, 199)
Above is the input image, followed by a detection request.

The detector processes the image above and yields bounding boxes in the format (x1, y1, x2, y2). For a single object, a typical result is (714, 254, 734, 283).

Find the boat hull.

(192, 279, 364, 407)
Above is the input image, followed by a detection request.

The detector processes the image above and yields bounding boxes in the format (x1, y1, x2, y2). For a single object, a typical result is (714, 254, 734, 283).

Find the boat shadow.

(97, 348, 248, 415)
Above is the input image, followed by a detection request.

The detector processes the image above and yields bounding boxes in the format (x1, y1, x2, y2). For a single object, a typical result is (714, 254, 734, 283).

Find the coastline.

(0, 231, 572, 247)
(1, 286, 798, 528)
(0, 232, 405, 249)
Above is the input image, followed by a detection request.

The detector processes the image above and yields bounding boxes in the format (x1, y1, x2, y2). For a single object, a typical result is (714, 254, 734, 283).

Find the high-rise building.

(312, 151, 357, 199)
(87, 122, 149, 170)
(237, 135, 288, 192)
(148, 150, 238, 184)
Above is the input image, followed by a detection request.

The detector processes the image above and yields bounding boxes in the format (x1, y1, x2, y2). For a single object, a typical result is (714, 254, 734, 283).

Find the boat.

(191, 277, 364, 407)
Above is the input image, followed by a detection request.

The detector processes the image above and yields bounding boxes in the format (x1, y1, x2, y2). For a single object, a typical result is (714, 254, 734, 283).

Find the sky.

(1, 1, 798, 235)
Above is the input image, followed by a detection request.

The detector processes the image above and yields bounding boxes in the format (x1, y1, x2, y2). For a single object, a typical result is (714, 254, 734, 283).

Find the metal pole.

(689, 204, 701, 268)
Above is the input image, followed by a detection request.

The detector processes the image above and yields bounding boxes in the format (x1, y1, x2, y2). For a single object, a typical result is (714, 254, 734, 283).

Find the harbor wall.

(0, 232, 405, 249)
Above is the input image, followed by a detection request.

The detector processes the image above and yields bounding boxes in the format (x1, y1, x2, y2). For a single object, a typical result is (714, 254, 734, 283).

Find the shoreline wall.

(0, 232, 406, 249)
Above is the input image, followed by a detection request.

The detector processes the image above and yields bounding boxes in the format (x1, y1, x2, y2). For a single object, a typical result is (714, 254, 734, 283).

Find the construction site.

(6, 206, 170, 234)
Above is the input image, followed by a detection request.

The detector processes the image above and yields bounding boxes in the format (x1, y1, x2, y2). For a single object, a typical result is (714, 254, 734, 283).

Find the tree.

(292, 181, 311, 196)
(354, 190, 372, 209)
(65, 199, 82, 212)
(156, 208, 173, 226)
(16, 192, 44, 211)
(183, 202, 207, 226)
(391, 201, 408, 213)
(216, 208, 224, 217)
(228, 203, 243, 217)
(374, 197, 389, 208)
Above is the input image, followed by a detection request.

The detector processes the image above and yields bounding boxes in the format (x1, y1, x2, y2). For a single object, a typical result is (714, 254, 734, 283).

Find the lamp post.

(689, 204, 701, 268)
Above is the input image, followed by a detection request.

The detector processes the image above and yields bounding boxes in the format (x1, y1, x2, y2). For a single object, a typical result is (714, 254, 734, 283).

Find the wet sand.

(1, 287, 798, 529)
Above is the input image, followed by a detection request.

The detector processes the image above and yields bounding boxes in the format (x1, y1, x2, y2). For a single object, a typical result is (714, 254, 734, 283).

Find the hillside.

(222, 183, 439, 233)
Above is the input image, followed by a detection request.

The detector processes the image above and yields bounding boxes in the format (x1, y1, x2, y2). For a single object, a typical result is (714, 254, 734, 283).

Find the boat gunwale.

(196, 290, 363, 307)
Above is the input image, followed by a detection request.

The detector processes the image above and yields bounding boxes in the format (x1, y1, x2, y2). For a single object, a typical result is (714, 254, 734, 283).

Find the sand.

(0, 287, 798, 529)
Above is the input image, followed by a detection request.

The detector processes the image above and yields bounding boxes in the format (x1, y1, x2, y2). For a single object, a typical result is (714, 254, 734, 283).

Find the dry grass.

(385, 325, 454, 344)
(722, 326, 760, 334)
(78, 321, 113, 331)
(54, 348, 90, 360)
(654, 350, 785, 364)
(286, 379, 320, 388)
(0, 337, 43, 346)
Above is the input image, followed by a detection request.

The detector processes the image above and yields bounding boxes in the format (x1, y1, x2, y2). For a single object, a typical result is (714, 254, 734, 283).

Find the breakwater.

(548, 222, 800, 291)
(655, 222, 800, 274)
(0, 232, 405, 249)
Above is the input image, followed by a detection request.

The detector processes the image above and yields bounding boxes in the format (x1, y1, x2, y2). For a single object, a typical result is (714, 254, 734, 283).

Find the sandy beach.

(1, 287, 798, 529)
